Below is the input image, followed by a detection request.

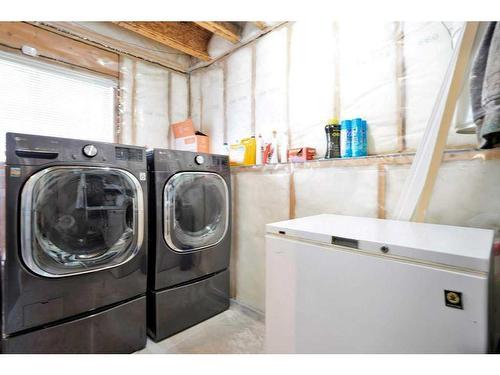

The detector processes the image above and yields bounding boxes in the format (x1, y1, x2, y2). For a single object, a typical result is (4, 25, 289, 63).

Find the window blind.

(0, 51, 117, 161)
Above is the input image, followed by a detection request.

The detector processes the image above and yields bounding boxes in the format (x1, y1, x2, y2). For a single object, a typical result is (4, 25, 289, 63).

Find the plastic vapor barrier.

(119, 56, 189, 149)
(187, 21, 500, 312)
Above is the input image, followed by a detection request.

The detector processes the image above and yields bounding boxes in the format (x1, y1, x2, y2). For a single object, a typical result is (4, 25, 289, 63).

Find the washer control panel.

(82, 144, 98, 158)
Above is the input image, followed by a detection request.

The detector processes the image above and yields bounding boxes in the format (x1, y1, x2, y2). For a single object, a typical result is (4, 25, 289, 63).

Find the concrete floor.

(137, 302, 265, 354)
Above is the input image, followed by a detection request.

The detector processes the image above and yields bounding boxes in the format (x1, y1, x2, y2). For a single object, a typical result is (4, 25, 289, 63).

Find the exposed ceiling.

(113, 22, 271, 62)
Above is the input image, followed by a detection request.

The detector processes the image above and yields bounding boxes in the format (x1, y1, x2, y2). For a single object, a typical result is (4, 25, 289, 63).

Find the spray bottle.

(256, 134, 263, 165)
(270, 130, 279, 164)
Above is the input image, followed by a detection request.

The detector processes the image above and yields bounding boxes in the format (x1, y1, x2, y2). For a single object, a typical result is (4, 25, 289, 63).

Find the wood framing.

(195, 22, 240, 44)
(34, 22, 190, 73)
(114, 22, 212, 61)
(253, 22, 267, 30)
(130, 60, 137, 145)
(377, 164, 387, 219)
(411, 22, 479, 222)
(395, 22, 406, 152)
(230, 148, 500, 173)
(250, 44, 257, 135)
(0, 22, 119, 77)
(289, 170, 296, 220)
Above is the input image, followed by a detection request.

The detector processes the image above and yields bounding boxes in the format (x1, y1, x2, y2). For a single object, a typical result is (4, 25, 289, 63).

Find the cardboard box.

(288, 147, 316, 162)
(171, 119, 210, 153)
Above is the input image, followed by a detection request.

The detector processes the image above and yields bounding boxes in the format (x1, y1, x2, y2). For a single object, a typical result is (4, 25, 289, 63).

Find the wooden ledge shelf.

(230, 148, 500, 173)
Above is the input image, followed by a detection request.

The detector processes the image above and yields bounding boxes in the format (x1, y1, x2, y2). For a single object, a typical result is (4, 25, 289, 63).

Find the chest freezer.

(265, 214, 498, 353)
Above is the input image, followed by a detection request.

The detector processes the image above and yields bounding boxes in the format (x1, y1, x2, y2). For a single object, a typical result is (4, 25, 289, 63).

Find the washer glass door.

(21, 166, 144, 277)
(164, 172, 229, 252)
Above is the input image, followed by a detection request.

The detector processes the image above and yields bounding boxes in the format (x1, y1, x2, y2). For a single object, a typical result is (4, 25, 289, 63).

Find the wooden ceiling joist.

(0, 22, 119, 77)
(195, 22, 240, 44)
(114, 21, 212, 61)
(253, 22, 267, 30)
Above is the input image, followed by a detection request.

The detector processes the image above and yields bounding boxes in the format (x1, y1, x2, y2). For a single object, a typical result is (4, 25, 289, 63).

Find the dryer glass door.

(21, 166, 144, 277)
(164, 172, 229, 252)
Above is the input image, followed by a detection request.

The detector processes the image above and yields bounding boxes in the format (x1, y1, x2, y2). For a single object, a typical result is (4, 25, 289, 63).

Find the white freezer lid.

(266, 214, 495, 273)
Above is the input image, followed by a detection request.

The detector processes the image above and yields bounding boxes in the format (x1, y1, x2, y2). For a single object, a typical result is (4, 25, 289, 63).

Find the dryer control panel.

(152, 149, 229, 174)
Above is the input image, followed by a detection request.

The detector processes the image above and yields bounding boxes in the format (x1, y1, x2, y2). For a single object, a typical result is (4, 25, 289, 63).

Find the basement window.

(0, 51, 117, 161)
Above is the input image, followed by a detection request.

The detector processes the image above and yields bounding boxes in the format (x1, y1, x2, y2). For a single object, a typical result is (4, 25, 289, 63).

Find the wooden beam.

(230, 148, 500, 173)
(0, 22, 119, 77)
(412, 22, 479, 222)
(253, 22, 267, 30)
(114, 22, 212, 61)
(35, 21, 190, 73)
(395, 22, 406, 152)
(377, 164, 387, 219)
(195, 22, 240, 44)
(289, 168, 296, 220)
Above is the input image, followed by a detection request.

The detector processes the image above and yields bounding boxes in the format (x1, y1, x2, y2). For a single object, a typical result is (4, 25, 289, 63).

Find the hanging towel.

(470, 21, 500, 149)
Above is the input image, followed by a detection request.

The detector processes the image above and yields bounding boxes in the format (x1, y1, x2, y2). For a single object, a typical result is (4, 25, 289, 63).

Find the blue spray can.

(340, 120, 352, 158)
(351, 118, 363, 157)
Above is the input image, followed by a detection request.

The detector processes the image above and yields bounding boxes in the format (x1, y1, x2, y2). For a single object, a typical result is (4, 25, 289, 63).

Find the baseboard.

(230, 298, 265, 322)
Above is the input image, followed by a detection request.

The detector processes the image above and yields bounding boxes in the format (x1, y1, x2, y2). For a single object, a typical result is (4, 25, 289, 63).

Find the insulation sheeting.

(426, 159, 500, 229)
(170, 73, 189, 123)
(134, 61, 169, 149)
(338, 21, 400, 154)
(170, 72, 189, 148)
(119, 57, 189, 149)
(293, 165, 379, 219)
(189, 70, 202, 131)
(254, 26, 288, 140)
(403, 22, 477, 150)
(289, 21, 336, 158)
(188, 22, 499, 314)
(190, 21, 478, 157)
(118, 56, 134, 145)
(207, 34, 234, 59)
(226, 46, 253, 144)
(201, 65, 225, 154)
(231, 170, 290, 312)
(384, 163, 410, 220)
(385, 159, 500, 232)
(241, 22, 262, 43)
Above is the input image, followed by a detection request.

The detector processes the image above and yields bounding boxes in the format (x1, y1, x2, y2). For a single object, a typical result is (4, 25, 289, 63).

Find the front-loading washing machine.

(147, 149, 231, 342)
(0, 133, 148, 353)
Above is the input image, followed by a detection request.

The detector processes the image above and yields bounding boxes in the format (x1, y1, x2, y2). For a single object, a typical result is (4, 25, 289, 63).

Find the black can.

(325, 120, 341, 158)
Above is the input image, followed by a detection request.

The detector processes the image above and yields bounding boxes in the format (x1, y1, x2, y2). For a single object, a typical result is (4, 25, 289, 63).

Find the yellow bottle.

(229, 136, 256, 166)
